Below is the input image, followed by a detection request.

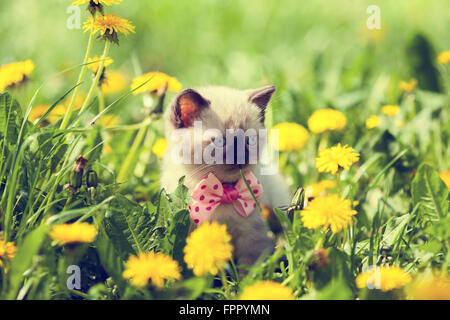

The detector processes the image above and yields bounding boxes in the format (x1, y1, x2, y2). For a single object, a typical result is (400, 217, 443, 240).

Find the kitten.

(160, 85, 290, 268)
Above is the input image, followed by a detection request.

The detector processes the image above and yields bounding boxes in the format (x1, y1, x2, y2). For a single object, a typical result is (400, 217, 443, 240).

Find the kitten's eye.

(211, 136, 226, 148)
(247, 135, 258, 146)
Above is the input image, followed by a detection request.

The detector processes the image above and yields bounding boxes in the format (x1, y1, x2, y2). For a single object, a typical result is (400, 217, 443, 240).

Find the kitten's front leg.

(214, 207, 274, 269)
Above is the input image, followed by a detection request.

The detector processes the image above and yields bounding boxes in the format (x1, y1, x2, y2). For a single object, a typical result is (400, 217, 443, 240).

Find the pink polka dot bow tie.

(189, 171, 263, 224)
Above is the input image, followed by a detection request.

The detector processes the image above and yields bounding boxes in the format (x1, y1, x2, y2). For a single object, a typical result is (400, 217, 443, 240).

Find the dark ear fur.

(248, 85, 276, 123)
(170, 89, 210, 128)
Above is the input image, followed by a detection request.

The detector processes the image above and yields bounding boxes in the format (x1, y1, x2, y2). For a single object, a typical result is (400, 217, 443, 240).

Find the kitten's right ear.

(170, 89, 210, 128)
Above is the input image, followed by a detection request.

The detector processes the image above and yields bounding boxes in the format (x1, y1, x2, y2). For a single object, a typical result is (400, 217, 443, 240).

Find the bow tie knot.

(188, 171, 263, 224)
(221, 185, 240, 203)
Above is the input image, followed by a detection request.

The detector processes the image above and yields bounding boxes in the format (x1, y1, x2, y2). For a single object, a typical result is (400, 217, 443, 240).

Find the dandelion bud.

(73, 155, 88, 174)
(86, 170, 98, 188)
(70, 155, 88, 191)
(87, 2, 104, 16)
(70, 171, 83, 189)
(88, 187, 96, 202)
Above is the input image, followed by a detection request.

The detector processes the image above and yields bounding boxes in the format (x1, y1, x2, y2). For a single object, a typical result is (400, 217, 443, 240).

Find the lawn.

(0, 0, 449, 300)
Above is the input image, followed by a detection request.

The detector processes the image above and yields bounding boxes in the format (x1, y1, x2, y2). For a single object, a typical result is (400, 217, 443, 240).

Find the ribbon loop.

(189, 171, 263, 224)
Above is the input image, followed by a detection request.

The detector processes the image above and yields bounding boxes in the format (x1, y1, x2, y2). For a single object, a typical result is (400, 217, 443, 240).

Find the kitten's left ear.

(248, 85, 276, 122)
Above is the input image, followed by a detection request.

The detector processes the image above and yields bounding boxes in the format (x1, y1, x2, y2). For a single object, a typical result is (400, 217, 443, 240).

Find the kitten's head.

(165, 85, 276, 183)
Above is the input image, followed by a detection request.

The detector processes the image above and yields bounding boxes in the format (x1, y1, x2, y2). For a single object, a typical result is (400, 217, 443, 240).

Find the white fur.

(160, 86, 291, 267)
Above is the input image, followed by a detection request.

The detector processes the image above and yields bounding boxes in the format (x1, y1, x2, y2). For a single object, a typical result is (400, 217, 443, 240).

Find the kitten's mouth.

(226, 163, 248, 171)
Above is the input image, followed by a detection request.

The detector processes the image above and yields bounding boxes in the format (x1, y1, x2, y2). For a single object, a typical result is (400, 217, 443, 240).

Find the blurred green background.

(1, 0, 449, 121)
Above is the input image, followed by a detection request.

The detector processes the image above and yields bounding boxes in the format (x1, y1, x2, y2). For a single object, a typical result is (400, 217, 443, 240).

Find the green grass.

(0, 0, 449, 300)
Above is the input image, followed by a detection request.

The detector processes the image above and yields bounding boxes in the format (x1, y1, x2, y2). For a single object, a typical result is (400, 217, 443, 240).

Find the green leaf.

(6, 225, 48, 300)
(424, 215, 450, 241)
(0, 92, 23, 144)
(94, 222, 126, 293)
(314, 277, 353, 300)
(312, 248, 354, 291)
(412, 163, 449, 219)
(382, 213, 410, 247)
(104, 194, 156, 259)
(82, 126, 103, 165)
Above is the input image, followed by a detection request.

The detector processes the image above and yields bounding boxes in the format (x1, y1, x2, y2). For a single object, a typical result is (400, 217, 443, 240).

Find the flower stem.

(336, 170, 342, 196)
(60, 31, 95, 130)
(73, 40, 111, 128)
(219, 268, 231, 299)
(318, 132, 329, 151)
(116, 117, 151, 183)
(98, 87, 105, 114)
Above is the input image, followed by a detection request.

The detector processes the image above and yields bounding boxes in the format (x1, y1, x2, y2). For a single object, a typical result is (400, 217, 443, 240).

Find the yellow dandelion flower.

(0, 240, 17, 260)
(240, 281, 295, 300)
(29, 104, 68, 124)
(306, 180, 336, 198)
(316, 143, 360, 175)
(356, 266, 411, 292)
(49, 222, 98, 245)
(439, 170, 450, 189)
(152, 138, 168, 159)
(437, 51, 450, 65)
(270, 122, 309, 151)
(307, 109, 347, 134)
(101, 71, 127, 94)
(184, 222, 233, 276)
(381, 105, 400, 117)
(400, 79, 417, 92)
(29, 104, 52, 123)
(0, 240, 17, 269)
(67, 93, 85, 110)
(131, 72, 182, 95)
(0, 59, 35, 92)
(83, 14, 135, 43)
(123, 251, 181, 288)
(365, 115, 380, 129)
(408, 273, 450, 300)
(87, 56, 113, 74)
(300, 194, 357, 233)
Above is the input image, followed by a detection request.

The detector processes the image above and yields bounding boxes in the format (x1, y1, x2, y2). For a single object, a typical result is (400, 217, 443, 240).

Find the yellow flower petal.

(270, 122, 310, 151)
(381, 105, 400, 117)
(49, 222, 98, 245)
(131, 72, 182, 95)
(437, 51, 450, 65)
(152, 138, 168, 158)
(365, 115, 380, 129)
(101, 71, 127, 94)
(440, 170, 450, 189)
(183, 222, 233, 276)
(315, 143, 360, 174)
(408, 273, 450, 300)
(0, 59, 35, 92)
(301, 194, 357, 233)
(123, 251, 181, 288)
(240, 281, 295, 300)
(83, 14, 135, 37)
(87, 56, 113, 73)
(307, 109, 347, 134)
(356, 266, 411, 292)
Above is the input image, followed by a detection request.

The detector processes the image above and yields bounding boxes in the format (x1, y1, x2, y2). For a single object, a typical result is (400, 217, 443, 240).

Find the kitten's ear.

(248, 85, 276, 122)
(170, 89, 210, 128)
